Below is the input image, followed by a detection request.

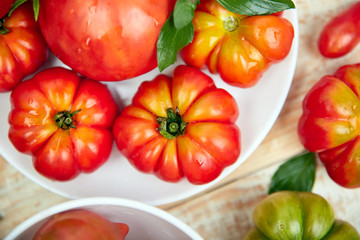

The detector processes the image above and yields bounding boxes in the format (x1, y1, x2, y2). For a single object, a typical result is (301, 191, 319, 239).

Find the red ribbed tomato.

(0, 2, 48, 92)
(8, 67, 118, 181)
(298, 63, 360, 188)
(181, 0, 294, 88)
(113, 65, 241, 184)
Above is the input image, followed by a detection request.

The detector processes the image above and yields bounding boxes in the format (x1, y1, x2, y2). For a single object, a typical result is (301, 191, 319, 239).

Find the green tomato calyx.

(223, 16, 238, 32)
(0, 18, 10, 35)
(54, 109, 81, 130)
(157, 107, 187, 139)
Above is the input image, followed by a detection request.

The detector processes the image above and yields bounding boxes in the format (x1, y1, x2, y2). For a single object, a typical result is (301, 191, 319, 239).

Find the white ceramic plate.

(4, 197, 203, 240)
(0, 9, 298, 206)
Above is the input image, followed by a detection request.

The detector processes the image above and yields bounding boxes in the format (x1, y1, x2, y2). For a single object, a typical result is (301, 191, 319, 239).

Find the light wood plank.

(0, 157, 67, 237)
(167, 162, 360, 239)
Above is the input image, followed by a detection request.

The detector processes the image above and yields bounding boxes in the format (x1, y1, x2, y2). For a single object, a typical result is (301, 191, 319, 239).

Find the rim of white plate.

(0, 7, 299, 206)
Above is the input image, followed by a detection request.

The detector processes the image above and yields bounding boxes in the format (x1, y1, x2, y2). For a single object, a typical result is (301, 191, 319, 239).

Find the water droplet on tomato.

(85, 37, 90, 46)
(70, 9, 75, 14)
(153, 18, 159, 27)
(77, 48, 82, 54)
(27, 99, 33, 104)
(89, 5, 96, 14)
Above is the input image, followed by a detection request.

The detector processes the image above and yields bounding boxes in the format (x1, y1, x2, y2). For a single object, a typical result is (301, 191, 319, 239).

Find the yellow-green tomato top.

(244, 191, 360, 240)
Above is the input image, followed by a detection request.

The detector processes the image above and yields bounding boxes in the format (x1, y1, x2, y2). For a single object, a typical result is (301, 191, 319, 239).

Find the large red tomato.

(0, 0, 14, 18)
(38, 0, 175, 81)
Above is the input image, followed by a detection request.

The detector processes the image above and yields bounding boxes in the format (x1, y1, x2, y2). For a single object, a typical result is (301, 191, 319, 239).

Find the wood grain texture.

(2, 0, 360, 238)
(167, 161, 360, 239)
(0, 157, 67, 237)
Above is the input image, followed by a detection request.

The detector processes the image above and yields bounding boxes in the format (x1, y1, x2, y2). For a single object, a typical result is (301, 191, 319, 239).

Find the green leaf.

(8, 0, 39, 21)
(33, 0, 40, 21)
(173, 0, 200, 29)
(0, 19, 10, 34)
(269, 152, 316, 194)
(8, 0, 28, 17)
(157, 12, 194, 72)
(217, 0, 295, 16)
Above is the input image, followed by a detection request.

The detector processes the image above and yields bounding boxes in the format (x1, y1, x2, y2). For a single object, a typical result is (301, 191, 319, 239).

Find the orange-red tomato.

(181, 0, 294, 88)
(33, 210, 129, 240)
(298, 63, 360, 188)
(8, 67, 118, 181)
(38, 0, 175, 81)
(0, 2, 48, 92)
(318, 2, 360, 58)
(113, 65, 241, 184)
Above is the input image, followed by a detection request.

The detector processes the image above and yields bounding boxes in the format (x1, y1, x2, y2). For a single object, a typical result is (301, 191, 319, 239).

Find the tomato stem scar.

(0, 18, 10, 35)
(156, 107, 187, 139)
(54, 109, 81, 130)
(223, 16, 238, 32)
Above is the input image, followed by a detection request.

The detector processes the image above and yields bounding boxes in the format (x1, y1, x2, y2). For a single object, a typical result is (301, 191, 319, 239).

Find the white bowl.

(4, 197, 203, 240)
(0, 8, 299, 205)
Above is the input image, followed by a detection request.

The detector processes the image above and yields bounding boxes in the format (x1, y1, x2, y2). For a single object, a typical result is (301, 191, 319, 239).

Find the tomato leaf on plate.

(217, 0, 295, 16)
(173, 0, 200, 29)
(157, 0, 199, 71)
(157, 12, 194, 72)
(269, 152, 316, 194)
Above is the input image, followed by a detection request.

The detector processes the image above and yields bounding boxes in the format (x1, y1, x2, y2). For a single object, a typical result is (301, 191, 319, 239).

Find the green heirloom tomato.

(244, 191, 360, 240)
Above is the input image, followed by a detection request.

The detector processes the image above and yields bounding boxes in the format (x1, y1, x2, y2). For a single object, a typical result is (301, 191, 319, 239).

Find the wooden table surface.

(2, 0, 360, 239)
